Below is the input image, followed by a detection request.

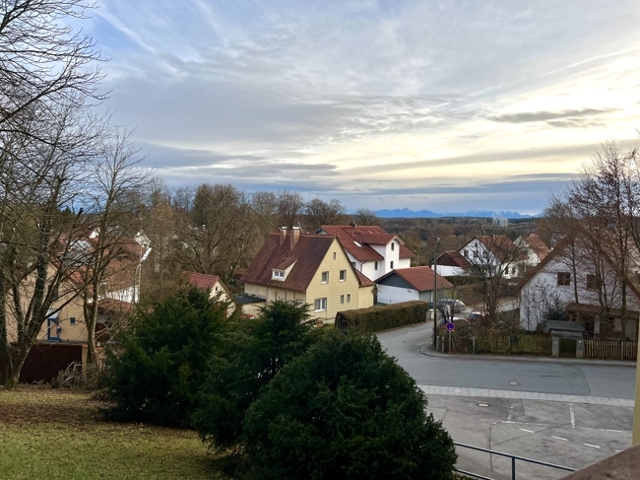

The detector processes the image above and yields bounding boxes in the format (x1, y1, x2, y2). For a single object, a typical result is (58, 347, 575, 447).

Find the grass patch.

(0, 386, 229, 479)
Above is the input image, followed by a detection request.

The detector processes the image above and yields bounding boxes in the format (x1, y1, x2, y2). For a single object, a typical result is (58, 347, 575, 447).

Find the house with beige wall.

(241, 227, 374, 322)
(184, 270, 236, 316)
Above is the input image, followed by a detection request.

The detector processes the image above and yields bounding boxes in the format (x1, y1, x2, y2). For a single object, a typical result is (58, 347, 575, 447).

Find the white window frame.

(272, 269, 286, 280)
(321, 271, 329, 283)
(339, 270, 346, 282)
(346, 294, 351, 303)
(314, 298, 327, 311)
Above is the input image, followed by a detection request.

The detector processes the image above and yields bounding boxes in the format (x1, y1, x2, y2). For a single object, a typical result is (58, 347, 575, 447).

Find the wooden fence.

(584, 340, 637, 361)
(0, 342, 85, 384)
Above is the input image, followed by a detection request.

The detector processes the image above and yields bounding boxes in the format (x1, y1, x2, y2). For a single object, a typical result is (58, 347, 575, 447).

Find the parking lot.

(426, 394, 633, 480)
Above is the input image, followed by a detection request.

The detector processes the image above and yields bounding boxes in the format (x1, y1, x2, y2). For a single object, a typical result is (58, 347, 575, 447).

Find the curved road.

(377, 323, 636, 399)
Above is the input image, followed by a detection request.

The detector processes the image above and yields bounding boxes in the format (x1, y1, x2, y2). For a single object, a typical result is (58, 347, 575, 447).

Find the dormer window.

(272, 269, 286, 281)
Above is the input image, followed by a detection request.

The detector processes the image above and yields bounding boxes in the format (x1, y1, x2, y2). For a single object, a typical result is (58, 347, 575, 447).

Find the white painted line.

(519, 428, 535, 434)
(606, 429, 623, 433)
(552, 436, 568, 442)
(569, 402, 576, 428)
(584, 443, 600, 449)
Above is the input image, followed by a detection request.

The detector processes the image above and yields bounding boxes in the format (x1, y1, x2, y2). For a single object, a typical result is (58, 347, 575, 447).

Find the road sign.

(445, 321, 455, 331)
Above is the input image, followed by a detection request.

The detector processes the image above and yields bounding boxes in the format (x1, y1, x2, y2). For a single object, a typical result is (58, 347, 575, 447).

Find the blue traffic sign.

(445, 322, 455, 331)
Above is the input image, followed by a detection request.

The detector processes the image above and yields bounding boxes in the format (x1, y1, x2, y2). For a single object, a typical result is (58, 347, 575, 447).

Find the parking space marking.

(519, 428, 535, 433)
(570, 402, 575, 428)
(552, 436, 568, 441)
(584, 443, 600, 449)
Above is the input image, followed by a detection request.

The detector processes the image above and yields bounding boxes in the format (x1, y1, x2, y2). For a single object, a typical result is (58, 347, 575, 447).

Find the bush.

(192, 299, 322, 454)
(242, 329, 457, 480)
(102, 287, 231, 427)
(335, 300, 427, 332)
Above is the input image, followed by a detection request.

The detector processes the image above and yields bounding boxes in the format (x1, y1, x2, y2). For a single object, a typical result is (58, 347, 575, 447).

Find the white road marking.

(519, 428, 535, 434)
(507, 405, 513, 422)
(584, 443, 600, 449)
(552, 436, 568, 441)
(606, 429, 623, 433)
(570, 402, 576, 428)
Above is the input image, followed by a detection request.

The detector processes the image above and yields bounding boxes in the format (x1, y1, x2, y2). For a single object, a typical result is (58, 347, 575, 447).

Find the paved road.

(377, 323, 637, 479)
(377, 322, 636, 399)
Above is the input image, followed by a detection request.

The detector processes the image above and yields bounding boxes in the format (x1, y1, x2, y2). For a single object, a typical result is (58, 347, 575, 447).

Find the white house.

(518, 237, 640, 340)
(431, 250, 471, 277)
(514, 233, 551, 268)
(376, 266, 452, 305)
(459, 235, 522, 279)
(316, 224, 414, 281)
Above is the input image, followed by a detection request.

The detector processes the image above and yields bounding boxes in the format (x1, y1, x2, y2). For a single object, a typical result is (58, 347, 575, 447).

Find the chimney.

(280, 226, 287, 245)
(291, 226, 301, 249)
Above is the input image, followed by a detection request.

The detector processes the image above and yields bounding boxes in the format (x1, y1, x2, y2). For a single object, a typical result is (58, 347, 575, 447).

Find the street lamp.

(433, 236, 440, 348)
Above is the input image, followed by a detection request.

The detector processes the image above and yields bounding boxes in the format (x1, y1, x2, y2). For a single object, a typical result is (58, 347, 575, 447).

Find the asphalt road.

(377, 322, 636, 399)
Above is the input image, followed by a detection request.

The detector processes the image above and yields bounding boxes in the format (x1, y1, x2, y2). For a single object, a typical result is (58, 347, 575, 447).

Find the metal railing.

(454, 442, 577, 480)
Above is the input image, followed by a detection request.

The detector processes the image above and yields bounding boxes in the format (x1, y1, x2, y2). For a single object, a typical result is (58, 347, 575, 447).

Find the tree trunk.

(4, 346, 29, 390)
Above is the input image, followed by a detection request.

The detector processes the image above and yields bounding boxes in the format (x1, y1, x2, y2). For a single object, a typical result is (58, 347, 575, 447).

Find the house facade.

(242, 227, 374, 322)
(376, 266, 453, 305)
(459, 235, 522, 279)
(184, 271, 236, 316)
(431, 250, 471, 277)
(518, 237, 640, 340)
(514, 233, 551, 268)
(316, 224, 414, 281)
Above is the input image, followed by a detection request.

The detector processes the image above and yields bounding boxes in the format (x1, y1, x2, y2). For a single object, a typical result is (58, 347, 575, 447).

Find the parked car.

(467, 311, 487, 323)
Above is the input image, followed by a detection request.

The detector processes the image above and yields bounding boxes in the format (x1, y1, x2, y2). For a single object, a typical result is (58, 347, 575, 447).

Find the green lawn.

(0, 386, 229, 479)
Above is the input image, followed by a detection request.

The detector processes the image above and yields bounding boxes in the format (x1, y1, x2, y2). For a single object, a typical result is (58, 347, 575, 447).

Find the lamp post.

(433, 236, 440, 348)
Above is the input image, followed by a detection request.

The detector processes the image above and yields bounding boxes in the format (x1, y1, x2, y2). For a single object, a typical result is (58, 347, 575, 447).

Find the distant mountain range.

(374, 208, 540, 219)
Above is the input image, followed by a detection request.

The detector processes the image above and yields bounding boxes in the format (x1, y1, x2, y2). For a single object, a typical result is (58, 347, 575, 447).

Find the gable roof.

(243, 232, 336, 293)
(318, 225, 415, 262)
(377, 266, 453, 292)
(184, 271, 224, 292)
(436, 250, 471, 268)
(354, 269, 375, 288)
(462, 235, 523, 262)
(519, 233, 551, 260)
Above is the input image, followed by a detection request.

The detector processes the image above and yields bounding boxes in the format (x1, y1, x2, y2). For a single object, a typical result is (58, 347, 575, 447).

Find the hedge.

(335, 301, 428, 333)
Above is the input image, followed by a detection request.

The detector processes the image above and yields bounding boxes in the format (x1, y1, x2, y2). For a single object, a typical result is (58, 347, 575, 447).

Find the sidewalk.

(420, 343, 637, 368)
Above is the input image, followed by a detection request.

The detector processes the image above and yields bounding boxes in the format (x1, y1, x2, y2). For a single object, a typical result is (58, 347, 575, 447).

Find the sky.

(87, 1, 640, 214)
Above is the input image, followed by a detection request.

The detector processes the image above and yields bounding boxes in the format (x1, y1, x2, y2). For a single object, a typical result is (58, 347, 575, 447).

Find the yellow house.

(242, 227, 375, 323)
(184, 271, 236, 316)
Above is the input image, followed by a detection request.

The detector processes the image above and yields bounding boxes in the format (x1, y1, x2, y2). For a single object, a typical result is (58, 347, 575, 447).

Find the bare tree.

(355, 208, 379, 226)
(276, 191, 304, 230)
(80, 126, 149, 365)
(304, 198, 346, 229)
(0, 101, 102, 389)
(0, 0, 105, 133)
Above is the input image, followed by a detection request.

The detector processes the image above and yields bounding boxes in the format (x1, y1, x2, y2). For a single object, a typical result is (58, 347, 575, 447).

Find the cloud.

(488, 108, 617, 125)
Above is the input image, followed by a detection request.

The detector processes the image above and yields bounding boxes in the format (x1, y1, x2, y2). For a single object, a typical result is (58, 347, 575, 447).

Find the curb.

(419, 345, 637, 368)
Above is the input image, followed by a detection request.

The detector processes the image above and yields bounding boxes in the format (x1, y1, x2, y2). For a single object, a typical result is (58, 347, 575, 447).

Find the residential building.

(431, 250, 471, 277)
(184, 271, 236, 315)
(515, 233, 551, 268)
(518, 237, 640, 339)
(316, 224, 415, 281)
(241, 227, 374, 322)
(458, 235, 522, 279)
(376, 266, 453, 305)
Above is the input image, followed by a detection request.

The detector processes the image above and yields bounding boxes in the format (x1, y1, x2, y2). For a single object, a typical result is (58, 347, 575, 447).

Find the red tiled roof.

(184, 271, 222, 291)
(436, 250, 471, 268)
(377, 266, 453, 292)
(243, 232, 336, 293)
(520, 234, 551, 260)
(319, 225, 415, 261)
(354, 269, 375, 287)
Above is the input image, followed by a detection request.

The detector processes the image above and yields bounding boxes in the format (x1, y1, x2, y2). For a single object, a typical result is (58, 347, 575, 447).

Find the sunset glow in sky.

(89, 1, 640, 213)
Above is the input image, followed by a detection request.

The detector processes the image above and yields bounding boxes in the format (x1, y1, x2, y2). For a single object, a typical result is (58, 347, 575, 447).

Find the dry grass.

(0, 385, 229, 479)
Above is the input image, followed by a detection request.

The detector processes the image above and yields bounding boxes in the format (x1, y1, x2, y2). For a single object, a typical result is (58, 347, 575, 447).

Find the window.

(390, 261, 394, 270)
(391, 242, 395, 251)
(339, 270, 346, 281)
(346, 294, 351, 303)
(321, 271, 329, 283)
(314, 298, 327, 311)
(463, 249, 468, 258)
(272, 270, 285, 280)
(69, 317, 76, 326)
(474, 250, 479, 258)
(374, 261, 379, 270)
(557, 272, 571, 287)
(333, 252, 336, 260)
(586, 274, 599, 290)
(340, 295, 345, 304)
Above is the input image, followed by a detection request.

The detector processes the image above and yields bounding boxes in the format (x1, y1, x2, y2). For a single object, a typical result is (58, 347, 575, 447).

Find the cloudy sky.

(88, 1, 640, 214)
